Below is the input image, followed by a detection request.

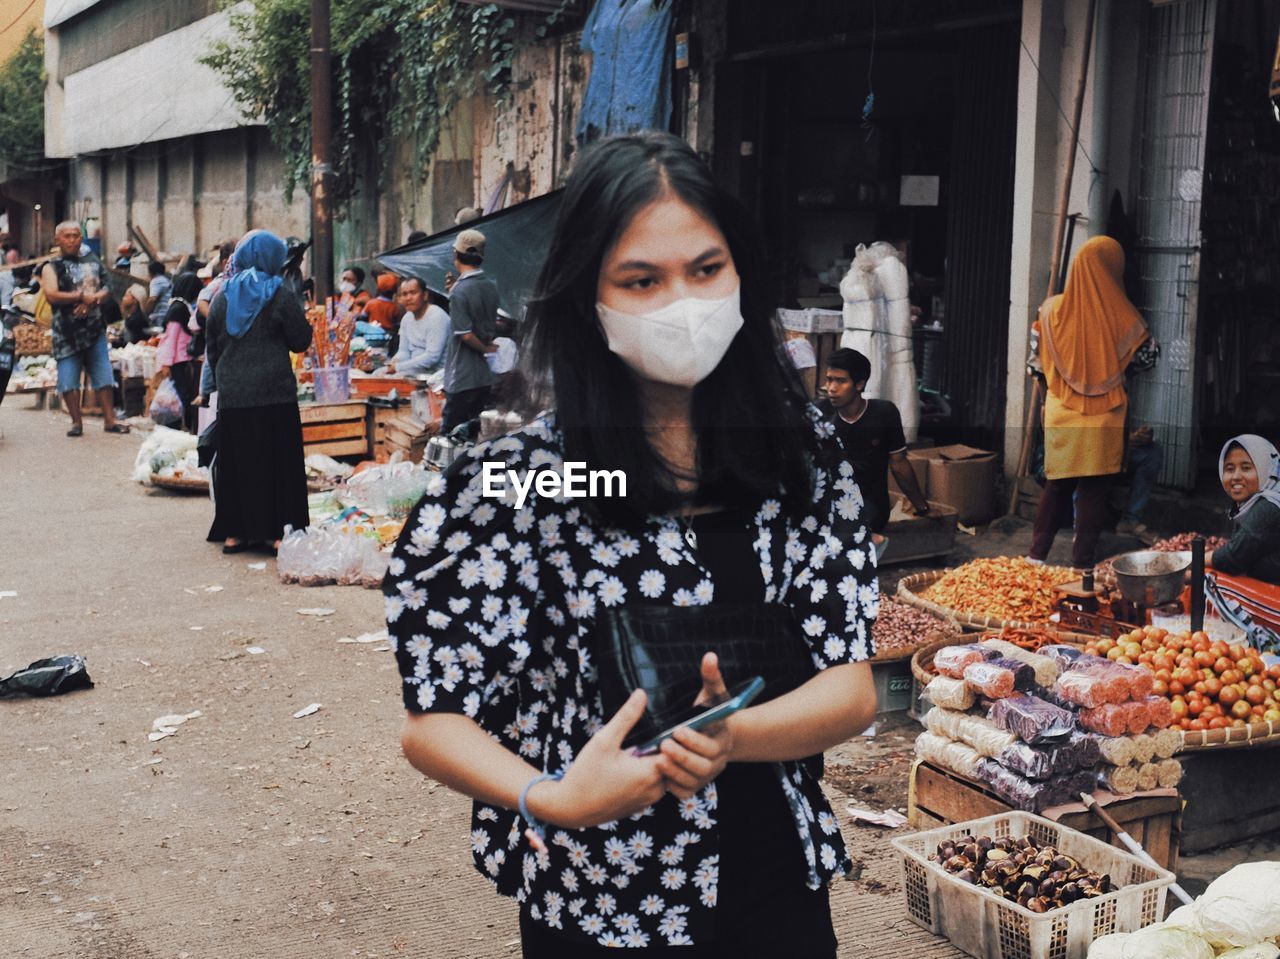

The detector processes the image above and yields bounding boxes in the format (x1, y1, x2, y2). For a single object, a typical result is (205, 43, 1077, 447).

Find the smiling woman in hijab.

(1027, 236, 1150, 568)
(1201, 435, 1280, 651)
(205, 230, 313, 554)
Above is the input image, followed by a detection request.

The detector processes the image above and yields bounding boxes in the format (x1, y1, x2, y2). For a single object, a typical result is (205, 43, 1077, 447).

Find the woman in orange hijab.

(1028, 236, 1149, 567)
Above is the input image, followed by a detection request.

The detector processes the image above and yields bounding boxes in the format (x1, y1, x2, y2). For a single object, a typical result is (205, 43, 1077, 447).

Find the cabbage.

(1216, 946, 1280, 959)
(1087, 926, 1214, 959)
(1196, 862, 1280, 948)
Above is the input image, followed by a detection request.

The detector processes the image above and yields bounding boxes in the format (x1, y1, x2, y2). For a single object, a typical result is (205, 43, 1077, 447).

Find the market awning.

(375, 190, 562, 319)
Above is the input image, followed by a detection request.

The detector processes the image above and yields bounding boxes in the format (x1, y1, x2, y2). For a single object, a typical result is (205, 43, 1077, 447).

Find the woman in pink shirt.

(156, 272, 202, 432)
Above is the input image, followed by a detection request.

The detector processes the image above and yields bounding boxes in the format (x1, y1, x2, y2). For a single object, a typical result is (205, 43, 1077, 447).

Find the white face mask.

(339, 281, 356, 295)
(596, 286, 744, 387)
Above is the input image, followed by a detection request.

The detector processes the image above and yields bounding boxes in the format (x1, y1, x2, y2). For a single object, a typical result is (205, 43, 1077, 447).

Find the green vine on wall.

(202, 1, 573, 206)
(0, 30, 51, 178)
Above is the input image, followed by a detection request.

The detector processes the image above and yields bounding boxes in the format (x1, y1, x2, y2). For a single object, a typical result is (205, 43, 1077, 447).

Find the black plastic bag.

(0, 655, 94, 698)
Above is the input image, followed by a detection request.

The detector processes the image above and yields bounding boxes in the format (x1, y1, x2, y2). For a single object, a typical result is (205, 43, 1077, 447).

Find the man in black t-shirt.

(820, 348, 929, 534)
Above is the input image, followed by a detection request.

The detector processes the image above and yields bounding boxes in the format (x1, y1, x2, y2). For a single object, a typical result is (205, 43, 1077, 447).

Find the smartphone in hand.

(630, 676, 764, 755)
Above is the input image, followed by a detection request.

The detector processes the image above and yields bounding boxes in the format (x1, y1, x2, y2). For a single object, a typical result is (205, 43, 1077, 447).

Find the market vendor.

(1202, 435, 1280, 653)
(381, 276, 448, 377)
(820, 347, 929, 534)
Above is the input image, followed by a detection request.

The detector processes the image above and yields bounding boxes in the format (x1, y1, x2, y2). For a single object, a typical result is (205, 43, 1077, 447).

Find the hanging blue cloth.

(224, 230, 287, 339)
(577, 0, 674, 144)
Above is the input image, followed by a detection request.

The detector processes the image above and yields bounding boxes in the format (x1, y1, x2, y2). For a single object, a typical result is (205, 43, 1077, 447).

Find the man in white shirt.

(383, 276, 449, 377)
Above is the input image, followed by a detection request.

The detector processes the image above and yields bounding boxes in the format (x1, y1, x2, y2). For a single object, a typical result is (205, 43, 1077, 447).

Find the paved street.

(0, 401, 965, 958)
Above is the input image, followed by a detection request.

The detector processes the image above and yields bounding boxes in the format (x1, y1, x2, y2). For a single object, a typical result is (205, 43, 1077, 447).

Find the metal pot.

(1110, 550, 1190, 607)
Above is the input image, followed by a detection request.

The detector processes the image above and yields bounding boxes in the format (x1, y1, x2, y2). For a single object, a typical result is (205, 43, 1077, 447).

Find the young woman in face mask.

(386, 132, 879, 957)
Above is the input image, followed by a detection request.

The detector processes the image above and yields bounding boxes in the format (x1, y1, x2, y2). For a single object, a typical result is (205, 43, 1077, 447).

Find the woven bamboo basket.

(896, 567, 1080, 632)
(909, 629, 1092, 688)
(1177, 719, 1280, 752)
(150, 474, 210, 493)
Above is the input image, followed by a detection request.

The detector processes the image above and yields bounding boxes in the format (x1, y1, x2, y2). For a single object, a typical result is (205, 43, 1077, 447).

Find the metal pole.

(310, 0, 334, 303)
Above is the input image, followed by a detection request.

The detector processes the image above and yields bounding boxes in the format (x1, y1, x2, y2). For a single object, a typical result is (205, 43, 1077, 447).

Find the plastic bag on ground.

(149, 377, 183, 425)
(0, 655, 94, 698)
(1194, 861, 1280, 948)
(1086, 926, 1214, 959)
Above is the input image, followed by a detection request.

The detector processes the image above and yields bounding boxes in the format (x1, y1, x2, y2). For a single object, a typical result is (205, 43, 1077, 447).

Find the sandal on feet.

(104, 423, 131, 434)
(66, 425, 83, 437)
(222, 540, 249, 554)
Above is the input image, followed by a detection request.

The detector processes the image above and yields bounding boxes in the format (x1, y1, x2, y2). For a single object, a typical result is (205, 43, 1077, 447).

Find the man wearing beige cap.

(441, 228, 498, 438)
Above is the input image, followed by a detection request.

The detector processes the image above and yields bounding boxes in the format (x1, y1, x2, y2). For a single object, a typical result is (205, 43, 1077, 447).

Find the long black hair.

(525, 131, 818, 527)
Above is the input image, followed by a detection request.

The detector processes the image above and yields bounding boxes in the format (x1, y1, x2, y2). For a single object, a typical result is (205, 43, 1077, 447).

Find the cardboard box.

(889, 447, 933, 498)
(917, 444, 998, 526)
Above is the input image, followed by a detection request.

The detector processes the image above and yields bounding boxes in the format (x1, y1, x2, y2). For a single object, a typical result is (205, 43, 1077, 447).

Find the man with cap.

(441, 228, 498, 437)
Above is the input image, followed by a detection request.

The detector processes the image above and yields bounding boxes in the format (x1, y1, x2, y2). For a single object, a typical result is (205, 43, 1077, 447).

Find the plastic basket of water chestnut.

(1082, 626, 1280, 751)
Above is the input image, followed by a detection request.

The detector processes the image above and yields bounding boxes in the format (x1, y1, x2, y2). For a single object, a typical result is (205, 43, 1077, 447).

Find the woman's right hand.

(529, 689, 666, 829)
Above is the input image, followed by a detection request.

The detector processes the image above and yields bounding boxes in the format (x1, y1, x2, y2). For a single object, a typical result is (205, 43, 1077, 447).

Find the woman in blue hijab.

(205, 230, 313, 554)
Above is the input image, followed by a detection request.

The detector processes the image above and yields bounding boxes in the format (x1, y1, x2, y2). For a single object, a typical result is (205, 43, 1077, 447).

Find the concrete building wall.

(1004, 0, 1147, 475)
(65, 128, 306, 260)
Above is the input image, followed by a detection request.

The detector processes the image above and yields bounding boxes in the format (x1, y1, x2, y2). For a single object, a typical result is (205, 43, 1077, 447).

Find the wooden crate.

(300, 400, 369, 458)
(909, 760, 1181, 873)
(383, 414, 433, 464)
(367, 401, 411, 459)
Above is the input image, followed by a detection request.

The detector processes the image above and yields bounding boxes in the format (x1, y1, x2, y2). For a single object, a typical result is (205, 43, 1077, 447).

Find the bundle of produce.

(976, 759, 1098, 813)
(872, 597, 950, 656)
(1153, 727, 1182, 758)
(1079, 702, 1150, 737)
(1085, 626, 1280, 732)
(1135, 762, 1159, 792)
(987, 694, 1076, 744)
(914, 731, 984, 779)
(963, 658, 1034, 698)
(980, 638, 1059, 687)
(928, 832, 1116, 912)
(1129, 734, 1156, 764)
(1094, 736, 1136, 767)
(918, 557, 1076, 623)
(923, 707, 1018, 757)
(924, 675, 976, 710)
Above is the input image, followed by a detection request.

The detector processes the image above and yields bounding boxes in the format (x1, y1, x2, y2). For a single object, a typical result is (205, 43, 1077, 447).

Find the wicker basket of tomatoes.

(1082, 626, 1280, 751)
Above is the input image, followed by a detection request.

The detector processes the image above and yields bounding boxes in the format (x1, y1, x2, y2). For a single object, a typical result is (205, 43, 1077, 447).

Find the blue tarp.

(375, 192, 563, 319)
(577, 0, 674, 144)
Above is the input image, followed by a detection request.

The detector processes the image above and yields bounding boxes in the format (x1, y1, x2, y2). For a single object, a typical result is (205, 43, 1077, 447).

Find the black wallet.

(595, 603, 816, 749)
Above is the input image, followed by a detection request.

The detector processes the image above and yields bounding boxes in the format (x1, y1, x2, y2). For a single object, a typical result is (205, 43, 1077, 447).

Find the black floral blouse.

(386, 411, 878, 948)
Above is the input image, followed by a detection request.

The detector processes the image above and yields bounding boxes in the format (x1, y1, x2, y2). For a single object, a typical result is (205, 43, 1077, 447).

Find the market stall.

(887, 541, 1280, 958)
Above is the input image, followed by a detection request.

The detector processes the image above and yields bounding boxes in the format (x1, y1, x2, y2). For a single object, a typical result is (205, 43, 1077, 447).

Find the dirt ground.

(0, 398, 1270, 957)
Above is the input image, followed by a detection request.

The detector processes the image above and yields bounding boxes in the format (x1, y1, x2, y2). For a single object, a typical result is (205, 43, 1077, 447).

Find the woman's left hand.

(655, 653, 734, 800)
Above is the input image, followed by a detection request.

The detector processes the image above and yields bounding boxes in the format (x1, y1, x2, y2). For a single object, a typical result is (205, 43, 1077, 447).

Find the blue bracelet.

(519, 772, 564, 851)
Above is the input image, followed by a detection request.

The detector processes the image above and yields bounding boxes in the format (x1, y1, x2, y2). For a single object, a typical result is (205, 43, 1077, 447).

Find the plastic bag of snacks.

(1136, 762, 1159, 791)
(1097, 763, 1139, 795)
(963, 661, 1020, 699)
(980, 639, 1059, 688)
(1056, 666, 1129, 708)
(933, 644, 994, 679)
(1157, 758, 1182, 788)
(1095, 736, 1136, 767)
(1130, 734, 1156, 765)
(1123, 699, 1152, 735)
(924, 709, 1017, 757)
(914, 731, 984, 779)
(987, 694, 1076, 744)
(1153, 727, 1182, 759)
(1080, 703, 1130, 737)
(925, 675, 975, 710)
(1143, 696, 1173, 730)
(1041, 644, 1088, 671)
